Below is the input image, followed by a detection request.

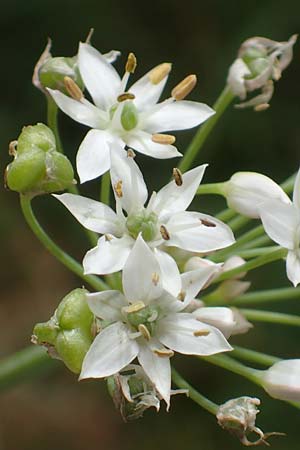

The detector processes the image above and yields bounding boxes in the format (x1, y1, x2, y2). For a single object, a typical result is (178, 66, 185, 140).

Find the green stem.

(196, 182, 225, 195)
(178, 87, 235, 172)
(226, 215, 249, 232)
(230, 246, 278, 259)
(20, 194, 108, 291)
(231, 286, 300, 306)
(47, 97, 63, 153)
(171, 367, 218, 414)
(215, 208, 236, 222)
(240, 309, 300, 327)
(200, 354, 261, 384)
(100, 171, 111, 205)
(242, 234, 271, 249)
(232, 346, 280, 367)
(0, 346, 54, 391)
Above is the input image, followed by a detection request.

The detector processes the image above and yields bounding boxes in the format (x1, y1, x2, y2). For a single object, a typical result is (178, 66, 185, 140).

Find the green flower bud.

(121, 102, 139, 131)
(126, 210, 158, 241)
(6, 147, 46, 192)
(33, 319, 59, 346)
(55, 329, 92, 373)
(56, 288, 93, 331)
(17, 123, 56, 154)
(39, 56, 84, 93)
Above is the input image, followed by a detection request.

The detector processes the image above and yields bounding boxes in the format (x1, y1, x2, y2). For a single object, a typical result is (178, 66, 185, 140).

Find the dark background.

(1, 1, 300, 449)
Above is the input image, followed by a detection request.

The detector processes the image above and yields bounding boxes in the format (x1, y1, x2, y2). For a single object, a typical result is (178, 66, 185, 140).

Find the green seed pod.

(32, 320, 59, 346)
(6, 147, 46, 193)
(55, 329, 92, 373)
(56, 288, 93, 332)
(42, 151, 75, 193)
(121, 102, 139, 131)
(39, 56, 84, 93)
(17, 123, 56, 154)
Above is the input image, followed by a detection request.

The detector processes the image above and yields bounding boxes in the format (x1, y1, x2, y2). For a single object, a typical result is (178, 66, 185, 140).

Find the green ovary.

(126, 210, 158, 241)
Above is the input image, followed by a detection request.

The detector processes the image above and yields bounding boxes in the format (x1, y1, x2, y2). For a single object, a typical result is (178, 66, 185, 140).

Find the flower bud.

(223, 172, 290, 218)
(261, 359, 300, 401)
(17, 123, 56, 153)
(39, 56, 84, 93)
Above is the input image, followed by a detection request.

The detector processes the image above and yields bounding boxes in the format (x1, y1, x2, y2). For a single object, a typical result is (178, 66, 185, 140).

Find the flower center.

(120, 102, 139, 131)
(127, 304, 159, 337)
(126, 209, 158, 241)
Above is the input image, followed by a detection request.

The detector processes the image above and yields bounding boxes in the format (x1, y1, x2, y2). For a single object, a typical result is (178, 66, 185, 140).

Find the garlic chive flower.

(54, 149, 234, 295)
(49, 42, 215, 183)
(80, 236, 232, 407)
(261, 359, 300, 402)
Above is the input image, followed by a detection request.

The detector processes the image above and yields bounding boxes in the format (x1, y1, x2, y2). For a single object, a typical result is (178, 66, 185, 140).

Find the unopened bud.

(149, 62, 172, 84)
(171, 74, 197, 100)
(261, 359, 300, 402)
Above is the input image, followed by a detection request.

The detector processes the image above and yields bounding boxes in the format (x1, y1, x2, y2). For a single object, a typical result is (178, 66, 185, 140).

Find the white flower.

(80, 236, 232, 406)
(261, 359, 300, 401)
(259, 168, 300, 286)
(48, 42, 215, 183)
(54, 150, 235, 295)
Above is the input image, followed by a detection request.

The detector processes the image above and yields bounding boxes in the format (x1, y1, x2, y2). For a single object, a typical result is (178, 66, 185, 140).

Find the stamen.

(149, 62, 172, 84)
(254, 103, 270, 112)
(173, 167, 183, 186)
(160, 225, 170, 240)
(177, 291, 185, 301)
(104, 234, 113, 241)
(138, 324, 151, 340)
(127, 148, 136, 158)
(171, 74, 197, 101)
(152, 272, 160, 286)
(124, 301, 146, 313)
(117, 92, 136, 102)
(64, 76, 83, 101)
(200, 218, 216, 228)
(152, 134, 176, 145)
(9, 140, 18, 156)
(125, 52, 137, 73)
(193, 330, 210, 337)
(114, 180, 123, 198)
(154, 348, 174, 358)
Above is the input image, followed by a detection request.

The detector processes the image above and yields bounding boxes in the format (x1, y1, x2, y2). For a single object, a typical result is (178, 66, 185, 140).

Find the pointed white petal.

(110, 147, 148, 214)
(181, 264, 221, 305)
(165, 211, 235, 252)
(138, 339, 171, 407)
(86, 291, 127, 321)
(48, 88, 108, 128)
(76, 129, 111, 183)
(154, 249, 181, 297)
(293, 168, 300, 210)
(53, 193, 121, 235)
(259, 200, 299, 250)
(226, 58, 250, 99)
(123, 235, 162, 303)
(80, 322, 139, 379)
(142, 100, 215, 133)
(157, 313, 232, 355)
(78, 43, 121, 109)
(103, 49, 121, 63)
(83, 235, 133, 275)
(286, 250, 300, 287)
(193, 307, 237, 339)
(150, 165, 207, 217)
(125, 130, 182, 159)
(130, 68, 169, 111)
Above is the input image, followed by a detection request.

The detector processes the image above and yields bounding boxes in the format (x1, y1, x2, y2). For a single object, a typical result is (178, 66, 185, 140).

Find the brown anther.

(160, 225, 170, 240)
(149, 62, 172, 84)
(64, 76, 83, 101)
(173, 167, 183, 186)
(138, 324, 151, 341)
(117, 92, 136, 102)
(177, 291, 185, 301)
(152, 134, 176, 145)
(254, 103, 270, 112)
(125, 52, 137, 73)
(105, 234, 113, 241)
(193, 330, 210, 337)
(9, 140, 18, 156)
(127, 148, 136, 158)
(124, 301, 146, 313)
(171, 74, 197, 100)
(114, 180, 123, 198)
(154, 348, 174, 358)
(200, 218, 216, 228)
(152, 272, 160, 286)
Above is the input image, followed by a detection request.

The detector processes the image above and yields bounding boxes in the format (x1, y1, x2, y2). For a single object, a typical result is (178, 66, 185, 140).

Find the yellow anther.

(125, 52, 137, 73)
(114, 180, 123, 198)
(104, 234, 113, 241)
(138, 324, 151, 340)
(173, 167, 183, 186)
(124, 301, 146, 313)
(193, 330, 210, 337)
(152, 272, 160, 286)
(177, 291, 185, 301)
(171, 74, 197, 101)
(160, 225, 170, 240)
(8, 140, 18, 156)
(200, 218, 216, 228)
(254, 103, 270, 112)
(154, 348, 174, 358)
(149, 62, 172, 84)
(152, 134, 176, 145)
(117, 92, 136, 102)
(64, 76, 83, 101)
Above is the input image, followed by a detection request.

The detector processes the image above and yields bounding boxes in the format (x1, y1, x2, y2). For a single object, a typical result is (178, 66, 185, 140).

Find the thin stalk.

(100, 172, 111, 205)
(227, 215, 249, 232)
(215, 208, 236, 222)
(232, 346, 280, 367)
(47, 97, 63, 153)
(196, 183, 225, 195)
(171, 367, 218, 414)
(178, 87, 235, 172)
(20, 194, 108, 291)
(240, 309, 300, 327)
(231, 246, 278, 259)
(231, 286, 300, 306)
(200, 354, 261, 384)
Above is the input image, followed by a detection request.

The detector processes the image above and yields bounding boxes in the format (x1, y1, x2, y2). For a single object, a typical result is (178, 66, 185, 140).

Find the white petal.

(83, 235, 133, 275)
(122, 235, 162, 303)
(53, 193, 121, 235)
(76, 129, 111, 183)
(262, 359, 300, 401)
(226, 58, 250, 100)
(150, 165, 207, 217)
(154, 249, 181, 297)
(125, 130, 182, 159)
(165, 211, 235, 252)
(138, 339, 171, 407)
(286, 250, 300, 287)
(110, 147, 148, 214)
(78, 43, 121, 110)
(157, 313, 232, 355)
(48, 89, 109, 129)
(103, 49, 121, 63)
(80, 322, 139, 379)
(193, 307, 237, 339)
(130, 67, 169, 111)
(181, 264, 221, 305)
(293, 168, 300, 210)
(86, 291, 127, 321)
(142, 100, 215, 133)
(259, 200, 299, 250)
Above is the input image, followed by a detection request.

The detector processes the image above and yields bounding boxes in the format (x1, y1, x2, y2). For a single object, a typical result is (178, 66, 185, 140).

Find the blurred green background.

(1, 0, 300, 449)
